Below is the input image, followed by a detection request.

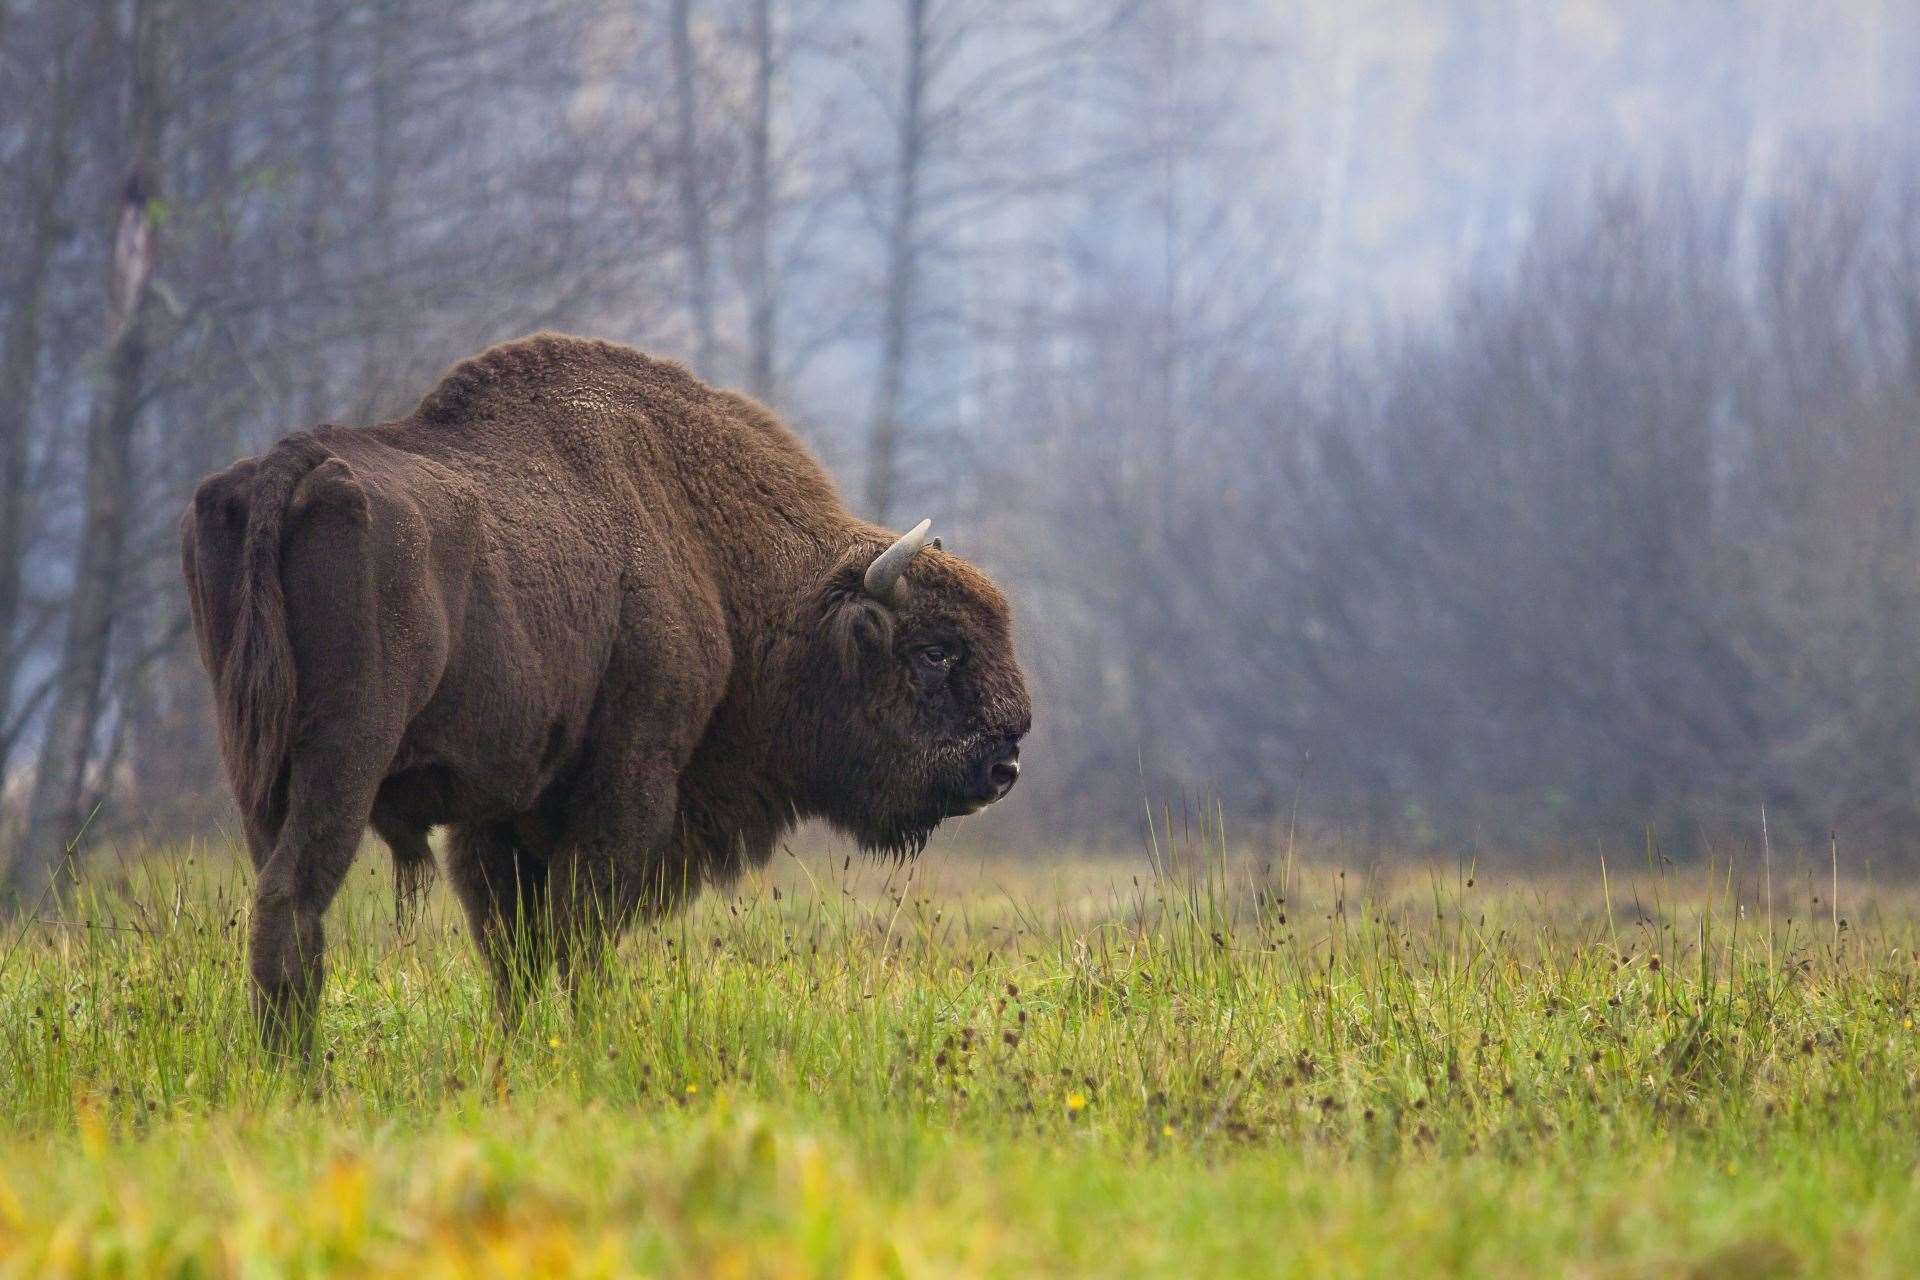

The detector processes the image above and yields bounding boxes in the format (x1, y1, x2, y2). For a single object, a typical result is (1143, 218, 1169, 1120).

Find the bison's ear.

(825, 591, 895, 677)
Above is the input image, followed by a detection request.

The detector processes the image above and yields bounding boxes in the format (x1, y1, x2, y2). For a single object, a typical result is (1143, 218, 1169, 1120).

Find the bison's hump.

(414, 332, 701, 426)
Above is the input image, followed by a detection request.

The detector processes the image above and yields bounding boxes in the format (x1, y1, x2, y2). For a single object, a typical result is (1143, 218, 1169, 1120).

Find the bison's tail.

(213, 434, 334, 827)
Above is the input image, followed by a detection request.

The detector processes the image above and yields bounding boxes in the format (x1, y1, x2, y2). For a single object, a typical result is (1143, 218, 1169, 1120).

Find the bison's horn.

(864, 518, 935, 603)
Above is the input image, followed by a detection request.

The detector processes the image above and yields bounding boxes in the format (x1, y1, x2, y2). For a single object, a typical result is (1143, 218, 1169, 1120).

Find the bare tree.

(671, 0, 718, 374)
(854, 0, 1128, 522)
(0, 3, 84, 793)
(299, 0, 340, 420)
(16, 0, 171, 891)
(741, 0, 777, 400)
(861, 0, 927, 523)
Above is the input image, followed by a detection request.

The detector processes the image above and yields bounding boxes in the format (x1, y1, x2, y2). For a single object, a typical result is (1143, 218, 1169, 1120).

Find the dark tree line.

(1004, 169, 1920, 855)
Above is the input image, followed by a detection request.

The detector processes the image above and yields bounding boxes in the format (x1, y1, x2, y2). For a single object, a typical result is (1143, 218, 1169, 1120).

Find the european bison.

(182, 334, 1030, 1054)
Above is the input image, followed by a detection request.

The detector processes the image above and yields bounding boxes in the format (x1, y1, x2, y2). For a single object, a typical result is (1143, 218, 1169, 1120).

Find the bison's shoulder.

(414, 332, 702, 427)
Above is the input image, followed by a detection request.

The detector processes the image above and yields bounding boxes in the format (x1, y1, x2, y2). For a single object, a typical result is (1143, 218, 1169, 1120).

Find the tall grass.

(2, 822, 1919, 1274)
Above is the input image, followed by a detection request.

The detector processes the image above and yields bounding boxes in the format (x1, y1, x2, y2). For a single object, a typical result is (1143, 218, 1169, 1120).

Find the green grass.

(4, 832, 1920, 1276)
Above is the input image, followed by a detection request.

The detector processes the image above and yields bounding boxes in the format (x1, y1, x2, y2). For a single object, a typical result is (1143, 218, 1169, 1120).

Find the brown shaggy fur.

(181, 334, 1030, 1054)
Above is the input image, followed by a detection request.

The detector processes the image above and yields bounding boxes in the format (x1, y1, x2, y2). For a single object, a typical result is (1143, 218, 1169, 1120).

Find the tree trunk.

(359, 0, 400, 412)
(300, 0, 338, 422)
(744, 0, 776, 401)
(13, 0, 167, 898)
(671, 0, 716, 373)
(864, 0, 927, 524)
(0, 14, 80, 800)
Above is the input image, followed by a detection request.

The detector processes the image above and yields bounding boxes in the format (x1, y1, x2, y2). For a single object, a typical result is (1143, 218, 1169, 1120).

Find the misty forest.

(6, 0, 1920, 894)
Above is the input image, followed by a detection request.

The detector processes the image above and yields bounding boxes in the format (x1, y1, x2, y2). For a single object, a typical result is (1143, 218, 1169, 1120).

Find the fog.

(5, 0, 1920, 887)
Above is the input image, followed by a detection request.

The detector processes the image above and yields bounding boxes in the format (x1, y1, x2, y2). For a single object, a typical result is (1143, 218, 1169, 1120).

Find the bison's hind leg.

(250, 459, 407, 1062)
(448, 821, 554, 1025)
(251, 740, 395, 1061)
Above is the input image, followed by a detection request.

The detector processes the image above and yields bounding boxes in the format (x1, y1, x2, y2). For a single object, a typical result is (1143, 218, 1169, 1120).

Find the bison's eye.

(913, 643, 960, 676)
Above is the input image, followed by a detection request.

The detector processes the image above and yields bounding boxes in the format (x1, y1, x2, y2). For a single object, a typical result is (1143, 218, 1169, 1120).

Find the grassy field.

(4, 826, 1920, 1277)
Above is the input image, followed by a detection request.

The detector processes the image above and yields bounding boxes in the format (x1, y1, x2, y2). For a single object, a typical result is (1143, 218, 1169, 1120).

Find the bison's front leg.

(546, 751, 690, 1007)
(448, 819, 555, 1025)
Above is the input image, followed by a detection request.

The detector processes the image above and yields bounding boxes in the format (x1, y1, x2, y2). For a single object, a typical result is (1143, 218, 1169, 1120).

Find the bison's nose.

(980, 742, 1021, 803)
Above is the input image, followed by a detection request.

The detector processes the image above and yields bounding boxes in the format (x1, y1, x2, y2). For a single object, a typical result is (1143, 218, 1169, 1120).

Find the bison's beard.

(831, 775, 969, 864)
(813, 745, 982, 864)
(842, 809, 939, 864)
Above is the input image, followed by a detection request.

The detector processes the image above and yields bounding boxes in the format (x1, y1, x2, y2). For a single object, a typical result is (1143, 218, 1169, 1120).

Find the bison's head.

(779, 519, 1031, 858)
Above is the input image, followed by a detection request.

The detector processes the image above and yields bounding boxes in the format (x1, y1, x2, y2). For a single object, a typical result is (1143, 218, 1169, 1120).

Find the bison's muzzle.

(952, 738, 1021, 815)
